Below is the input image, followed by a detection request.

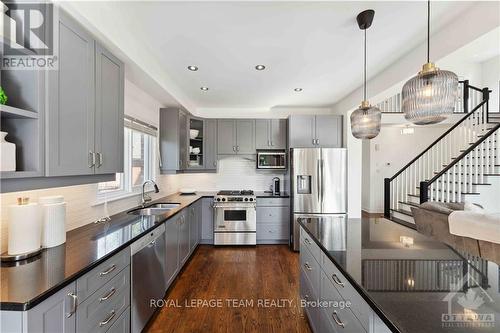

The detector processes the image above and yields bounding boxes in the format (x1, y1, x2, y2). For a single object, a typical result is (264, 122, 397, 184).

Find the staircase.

(384, 81, 500, 225)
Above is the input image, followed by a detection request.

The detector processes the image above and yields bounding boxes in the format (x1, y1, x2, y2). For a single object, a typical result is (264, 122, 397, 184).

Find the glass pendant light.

(350, 10, 381, 140)
(402, 0, 458, 125)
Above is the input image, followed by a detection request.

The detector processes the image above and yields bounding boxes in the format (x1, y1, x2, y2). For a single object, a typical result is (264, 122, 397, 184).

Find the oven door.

(257, 151, 286, 169)
(214, 206, 256, 232)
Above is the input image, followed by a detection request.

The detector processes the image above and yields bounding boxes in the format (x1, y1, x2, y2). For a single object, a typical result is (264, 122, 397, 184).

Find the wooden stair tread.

(398, 201, 419, 207)
(390, 208, 413, 217)
(388, 217, 417, 230)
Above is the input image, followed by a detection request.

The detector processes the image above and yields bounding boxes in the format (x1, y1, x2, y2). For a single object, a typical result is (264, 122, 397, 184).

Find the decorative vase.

(0, 131, 16, 171)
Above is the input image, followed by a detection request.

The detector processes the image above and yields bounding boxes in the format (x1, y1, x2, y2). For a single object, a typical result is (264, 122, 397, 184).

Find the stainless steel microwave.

(256, 150, 287, 169)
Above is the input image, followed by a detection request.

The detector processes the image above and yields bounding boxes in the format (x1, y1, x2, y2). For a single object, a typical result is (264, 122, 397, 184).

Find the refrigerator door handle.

(317, 160, 321, 204)
(320, 159, 325, 209)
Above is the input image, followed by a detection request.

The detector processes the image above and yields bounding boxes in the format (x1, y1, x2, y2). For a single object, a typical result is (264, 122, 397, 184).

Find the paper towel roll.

(41, 202, 66, 248)
(8, 203, 42, 255)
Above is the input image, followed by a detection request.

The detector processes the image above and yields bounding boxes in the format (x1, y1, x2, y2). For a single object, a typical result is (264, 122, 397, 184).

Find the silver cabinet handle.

(304, 238, 311, 245)
(304, 294, 309, 300)
(304, 262, 313, 271)
(236, 146, 240, 151)
(332, 311, 345, 328)
(99, 288, 116, 302)
(99, 264, 116, 276)
(271, 141, 274, 146)
(332, 274, 344, 287)
(99, 310, 116, 327)
(213, 161, 217, 167)
(232, 146, 236, 152)
(66, 293, 77, 318)
(88, 151, 96, 168)
(316, 139, 320, 145)
(96, 152, 103, 167)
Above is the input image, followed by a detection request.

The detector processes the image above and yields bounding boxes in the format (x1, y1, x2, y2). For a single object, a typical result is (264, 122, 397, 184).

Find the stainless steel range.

(213, 190, 256, 245)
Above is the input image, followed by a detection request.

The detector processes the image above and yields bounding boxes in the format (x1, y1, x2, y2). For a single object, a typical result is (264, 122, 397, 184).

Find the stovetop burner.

(217, 190, 254, 196)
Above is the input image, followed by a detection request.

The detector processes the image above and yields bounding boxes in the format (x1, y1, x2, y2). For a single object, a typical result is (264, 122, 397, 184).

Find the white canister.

(0, 131, 16, 172)
(41, 202, 66, 248)
(8, 203, 41, 255)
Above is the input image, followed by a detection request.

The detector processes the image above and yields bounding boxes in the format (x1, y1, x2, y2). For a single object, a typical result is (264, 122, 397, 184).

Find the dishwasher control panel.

(130, 224, 165, 255)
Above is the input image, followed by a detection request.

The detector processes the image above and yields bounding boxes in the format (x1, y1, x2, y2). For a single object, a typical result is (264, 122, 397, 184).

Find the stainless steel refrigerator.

(290, 148, 347, 251)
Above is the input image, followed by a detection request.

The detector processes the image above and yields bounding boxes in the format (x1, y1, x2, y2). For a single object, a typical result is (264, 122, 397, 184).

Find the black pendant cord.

(427, 0, 430, 63)
(364, 28, 367, 101)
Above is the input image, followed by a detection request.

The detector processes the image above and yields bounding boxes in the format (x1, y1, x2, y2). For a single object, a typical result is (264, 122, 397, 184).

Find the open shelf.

(0, 104, 38, 119)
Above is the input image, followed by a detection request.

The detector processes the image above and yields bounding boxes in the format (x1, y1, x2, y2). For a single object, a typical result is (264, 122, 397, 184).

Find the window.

(97, 118, 157, 202)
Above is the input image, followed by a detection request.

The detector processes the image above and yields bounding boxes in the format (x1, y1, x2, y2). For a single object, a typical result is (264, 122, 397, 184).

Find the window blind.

(124, 116, 157, 137)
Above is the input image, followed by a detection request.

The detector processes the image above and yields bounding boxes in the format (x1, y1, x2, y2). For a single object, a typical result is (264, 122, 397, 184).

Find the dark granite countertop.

(0, 192, 215, 311)
(255, 191, 290, 198)
(299, 217, 500, 333)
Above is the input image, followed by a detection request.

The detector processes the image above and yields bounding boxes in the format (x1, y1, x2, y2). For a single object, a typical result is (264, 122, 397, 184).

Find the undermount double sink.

(128, 203, 181, 216)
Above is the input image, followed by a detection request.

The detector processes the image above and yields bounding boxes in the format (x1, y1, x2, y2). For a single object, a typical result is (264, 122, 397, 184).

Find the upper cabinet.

(255, 119, 287, 150)
(46, 11, 124, 177)
(204, 119, 218, 170)
(187, 117, 204, 170)
(159, 108, 188, 173)
(288, 115, 342, 148)
(217, 119, 255, 155)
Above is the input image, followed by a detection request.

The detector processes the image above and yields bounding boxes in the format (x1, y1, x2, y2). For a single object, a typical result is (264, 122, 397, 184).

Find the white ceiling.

(71, 1, 477, 111)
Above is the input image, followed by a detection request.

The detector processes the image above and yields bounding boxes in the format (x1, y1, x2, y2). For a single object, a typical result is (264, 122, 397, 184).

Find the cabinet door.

(255, 120, 270, 149)
(95, 43, 124, 174)
(315, 115, 342, 147)
(189, 205, 198, 252)
(165, 217, 179, 287)
(288, 115, 315, 148)
(270, 119, 287, 149)
(26, 282, 76, 333)
(204, 119, 217, 169)
(235, 119, 255, 154)
(179, 112, 188, 169)
(201, 198, 214, 241)
(217, 119, 236, 154)
(47, 11, 95, 176)
(178, 212, 190, 265)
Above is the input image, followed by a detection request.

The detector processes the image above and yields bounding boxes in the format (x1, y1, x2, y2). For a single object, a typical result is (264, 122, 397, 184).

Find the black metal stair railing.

(384, 82, 491, 219)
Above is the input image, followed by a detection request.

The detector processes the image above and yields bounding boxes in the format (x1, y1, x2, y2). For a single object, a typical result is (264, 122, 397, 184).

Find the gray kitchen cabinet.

(201, 198, 214, 243)
(178, 211, 190, 265)
(235, 119, 255, 153)
(256, 197, 290, 244)
(288, 115, 342, 148)
(204, 119, 218, 170)
(25, 282, 77, 333)
(217, 119, 236, 154)
(165, 214, 180, 288)
(94, 43, 125, 174)
(159, 108, 188, 173)
(106, 308, 130, 333)
(189, 201, 201, 253)
(186, 116, 204, 170)
(47, 11, 124, 177)
(315, 115, 342, 148)
(256, 119, 287, 149)
(47, 10, 95, 176)
(217, 119, 255, 154)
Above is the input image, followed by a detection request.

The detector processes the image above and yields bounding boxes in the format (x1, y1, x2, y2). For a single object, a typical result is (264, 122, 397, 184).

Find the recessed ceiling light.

(200, 86, 209, 91)
(294, 88, 303, 92)
(187, 65, 198, 71)
(255, 65, 266, 71)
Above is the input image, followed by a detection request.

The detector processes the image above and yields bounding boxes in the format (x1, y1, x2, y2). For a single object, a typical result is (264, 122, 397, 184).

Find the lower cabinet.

(178, 211, 190, 265)
(188, 201, 201, 253)
(256, 197, 290, 244)
(299, 226, 391, 333)
(25, 282, 77, 333)
(201, 198, 214, 243)
(165, 213, 181, 288)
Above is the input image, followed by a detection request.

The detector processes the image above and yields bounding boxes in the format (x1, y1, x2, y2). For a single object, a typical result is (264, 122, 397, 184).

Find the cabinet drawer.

(77, 266, 130, 333)
(321, 253, 371, 331)
(320, 271, 366, 333)
(256, 198, 290, 207)
(256, 206, 289, 223)
(257, 223, 288, 240)
(299, 241, 320, 295)
(300, 228, 321, 262)
(106, 306, 130, 333)
(299, 270, 319, 332)
(77, 247, 130, 302)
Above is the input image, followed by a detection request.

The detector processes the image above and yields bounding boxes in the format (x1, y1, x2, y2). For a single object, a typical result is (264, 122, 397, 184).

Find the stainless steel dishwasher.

(131, 224, 166, 333)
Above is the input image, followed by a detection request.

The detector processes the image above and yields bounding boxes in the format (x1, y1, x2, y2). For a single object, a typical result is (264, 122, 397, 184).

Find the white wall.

(481, 56, 500, 112)
(362, 125, 450, 213)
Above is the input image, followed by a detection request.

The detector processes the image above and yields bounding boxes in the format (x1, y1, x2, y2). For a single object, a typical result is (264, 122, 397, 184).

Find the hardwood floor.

(146, 245, 312, 333)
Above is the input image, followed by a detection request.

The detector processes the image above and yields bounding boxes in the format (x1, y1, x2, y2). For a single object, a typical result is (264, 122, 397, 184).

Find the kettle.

(272, 177, 280, 196)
